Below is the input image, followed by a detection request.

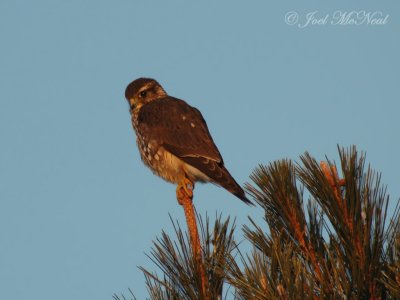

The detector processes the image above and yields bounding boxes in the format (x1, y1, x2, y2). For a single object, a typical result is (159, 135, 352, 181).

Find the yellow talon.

(176, 177, 194, 204)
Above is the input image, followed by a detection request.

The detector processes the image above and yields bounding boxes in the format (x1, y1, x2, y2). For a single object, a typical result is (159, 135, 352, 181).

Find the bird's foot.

(176, 178, 194, 205)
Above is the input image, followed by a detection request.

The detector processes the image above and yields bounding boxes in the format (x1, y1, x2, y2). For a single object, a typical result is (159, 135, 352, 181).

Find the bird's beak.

(129, 98, 136, 110)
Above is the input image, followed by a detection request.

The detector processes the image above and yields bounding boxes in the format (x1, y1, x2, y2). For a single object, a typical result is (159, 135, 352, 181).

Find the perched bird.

(125, 78, 251, 205)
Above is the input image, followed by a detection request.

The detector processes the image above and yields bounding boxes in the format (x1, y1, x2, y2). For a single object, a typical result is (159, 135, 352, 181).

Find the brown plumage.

(125, 77, 252, 205)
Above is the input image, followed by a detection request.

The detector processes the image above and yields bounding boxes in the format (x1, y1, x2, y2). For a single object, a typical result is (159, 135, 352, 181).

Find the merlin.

(125, 78, 251, 205)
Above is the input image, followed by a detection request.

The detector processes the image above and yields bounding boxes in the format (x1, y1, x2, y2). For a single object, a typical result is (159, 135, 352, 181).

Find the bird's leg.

(176, 178, 209, 299)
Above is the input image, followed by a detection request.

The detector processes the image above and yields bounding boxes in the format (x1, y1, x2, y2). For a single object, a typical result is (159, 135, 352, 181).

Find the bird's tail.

(218, 167, 254, 205)
(181, 156, 253, 205)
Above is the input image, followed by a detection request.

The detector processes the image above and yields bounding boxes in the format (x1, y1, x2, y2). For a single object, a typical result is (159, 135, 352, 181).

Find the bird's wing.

(137, 97, 223, 163)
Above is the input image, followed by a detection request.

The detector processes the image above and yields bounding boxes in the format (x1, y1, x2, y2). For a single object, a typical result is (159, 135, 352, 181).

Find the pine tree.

(114, 146, 400, 299)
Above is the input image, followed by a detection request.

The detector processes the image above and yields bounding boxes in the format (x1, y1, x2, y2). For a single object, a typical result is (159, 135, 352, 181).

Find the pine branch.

(117, 146, 400, 299)
(380, 201, 400, 298)
(113, 289, 137, 300)
(245, 160, 327, 291)
(139, 214, 237, 300)
(227, 146, 399, 299)
(298, 146, 391, 298)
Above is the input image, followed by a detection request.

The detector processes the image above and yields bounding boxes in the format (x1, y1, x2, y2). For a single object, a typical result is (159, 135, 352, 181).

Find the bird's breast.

(135, 136, 185, 184)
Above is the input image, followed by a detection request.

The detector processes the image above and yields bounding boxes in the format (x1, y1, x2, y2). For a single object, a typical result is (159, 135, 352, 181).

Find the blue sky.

(1, 1, 399, 299)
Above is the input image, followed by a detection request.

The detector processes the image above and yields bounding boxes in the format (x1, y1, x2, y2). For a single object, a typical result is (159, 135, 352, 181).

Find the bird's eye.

(139, 91, 147, 98)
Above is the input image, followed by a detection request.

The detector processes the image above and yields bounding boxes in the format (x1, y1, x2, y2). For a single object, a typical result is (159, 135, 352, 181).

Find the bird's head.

(125, 78, 167, 111)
